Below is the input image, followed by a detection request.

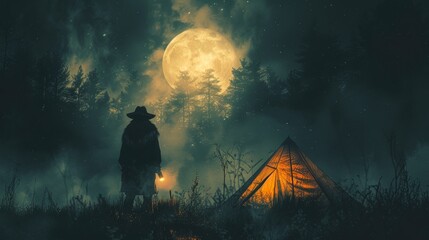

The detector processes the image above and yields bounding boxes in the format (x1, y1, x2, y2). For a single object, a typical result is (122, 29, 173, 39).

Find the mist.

(1, 0, 429, 208)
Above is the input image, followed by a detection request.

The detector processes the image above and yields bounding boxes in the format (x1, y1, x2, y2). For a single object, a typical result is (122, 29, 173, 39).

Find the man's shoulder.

(124, 120, 159, 137)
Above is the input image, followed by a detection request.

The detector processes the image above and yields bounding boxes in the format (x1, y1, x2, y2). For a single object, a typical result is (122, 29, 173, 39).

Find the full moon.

(162, 28, 240, 92)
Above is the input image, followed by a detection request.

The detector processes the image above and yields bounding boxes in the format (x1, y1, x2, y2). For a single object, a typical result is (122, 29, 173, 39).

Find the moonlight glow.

(162, 28, 240, 92)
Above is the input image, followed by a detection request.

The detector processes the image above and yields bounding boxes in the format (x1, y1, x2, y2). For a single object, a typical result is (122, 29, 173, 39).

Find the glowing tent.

(226, 137, 352, 207)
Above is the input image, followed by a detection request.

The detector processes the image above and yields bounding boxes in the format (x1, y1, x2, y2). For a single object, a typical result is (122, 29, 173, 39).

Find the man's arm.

(152, 137, 162, 167)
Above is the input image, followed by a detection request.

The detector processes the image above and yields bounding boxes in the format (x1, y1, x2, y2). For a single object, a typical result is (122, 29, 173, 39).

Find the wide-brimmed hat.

(127, 106, 156, 119)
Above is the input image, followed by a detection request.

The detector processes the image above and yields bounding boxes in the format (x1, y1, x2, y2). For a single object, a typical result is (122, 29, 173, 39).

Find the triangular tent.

(226, 137, 352, 207)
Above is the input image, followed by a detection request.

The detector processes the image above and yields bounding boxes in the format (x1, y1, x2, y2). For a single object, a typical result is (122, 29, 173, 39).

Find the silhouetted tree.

(81, 69, 102, 113)
(148, 98, 167, 125)
(166, 71, 196, 126)
(285, 29, 344, 112)
(34, 53, 69, 113)
(198, 69, 222, 126)
(226, 59, 270, 121)
(260, 67, 286, 107)
(70, 66, 85, 111)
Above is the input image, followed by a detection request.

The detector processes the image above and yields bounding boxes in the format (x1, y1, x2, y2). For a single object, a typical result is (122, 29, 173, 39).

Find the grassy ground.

(1, 178, 428, 240)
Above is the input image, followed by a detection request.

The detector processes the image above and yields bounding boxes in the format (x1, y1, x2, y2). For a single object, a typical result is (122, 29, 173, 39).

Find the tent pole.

(289, 143, 295, 200)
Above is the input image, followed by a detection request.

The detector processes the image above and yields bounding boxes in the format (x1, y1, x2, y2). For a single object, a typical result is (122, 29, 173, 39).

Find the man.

(119, 106, 162, 212)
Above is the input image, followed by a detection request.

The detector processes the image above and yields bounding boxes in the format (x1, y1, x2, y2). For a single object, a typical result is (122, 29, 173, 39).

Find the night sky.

(1, 0, 429, 204)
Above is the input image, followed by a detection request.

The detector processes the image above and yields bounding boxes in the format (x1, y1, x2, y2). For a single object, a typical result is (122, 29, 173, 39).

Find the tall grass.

(1, 173, 428, 240)
(1, 139, 428, 240)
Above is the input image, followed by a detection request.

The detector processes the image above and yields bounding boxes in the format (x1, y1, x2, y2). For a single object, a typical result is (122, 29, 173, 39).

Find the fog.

(1, 0, 429, 206)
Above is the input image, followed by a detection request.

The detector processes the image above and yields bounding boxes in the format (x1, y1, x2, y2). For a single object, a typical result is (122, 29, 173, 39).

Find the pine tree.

(226, 59, 270, 121)
(285, 29, 344, 112)
(81, 69, 105, 113)
(34, 53, 69, 113)
(71, 66, 85, 111)
(166, 71, 196, 126)
(198, 69, 222, 125)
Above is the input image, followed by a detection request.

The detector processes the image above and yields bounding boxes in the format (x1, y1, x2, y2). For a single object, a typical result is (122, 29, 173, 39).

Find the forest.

(1, 0, 429, 239)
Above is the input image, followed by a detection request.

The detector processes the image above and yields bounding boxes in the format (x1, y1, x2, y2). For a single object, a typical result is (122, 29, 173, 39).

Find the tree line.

(1, 0, 428, 169)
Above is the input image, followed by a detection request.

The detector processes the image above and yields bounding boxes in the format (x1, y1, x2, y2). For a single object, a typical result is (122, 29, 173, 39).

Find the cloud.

(136, 0, 254, 192)
(157, 119, 194, 193)
(67, 55, 93, 76)
(173, 2, 217, 30)
(141, 48, 172, 105)
(143, 0, 253, 104)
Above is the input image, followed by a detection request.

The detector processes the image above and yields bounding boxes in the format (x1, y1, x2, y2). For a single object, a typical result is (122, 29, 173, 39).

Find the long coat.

(119, 119, 161, 196)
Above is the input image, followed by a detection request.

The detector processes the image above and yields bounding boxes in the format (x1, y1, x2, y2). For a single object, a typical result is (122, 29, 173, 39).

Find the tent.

(226, 137, 352, 207)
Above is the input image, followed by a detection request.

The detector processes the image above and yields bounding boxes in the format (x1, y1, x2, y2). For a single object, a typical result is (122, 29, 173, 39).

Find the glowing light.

(162, 28, 240, 93)
(240, 149, 323, 205)
(156, 168, 177, 190)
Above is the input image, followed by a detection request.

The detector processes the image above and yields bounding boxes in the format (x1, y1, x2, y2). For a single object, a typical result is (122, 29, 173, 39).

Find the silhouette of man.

(119, 106, 161, 212)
